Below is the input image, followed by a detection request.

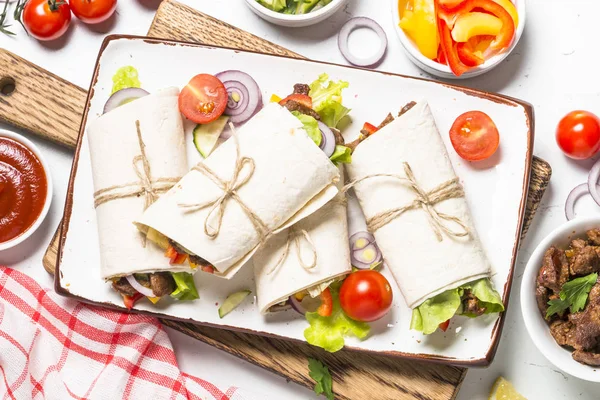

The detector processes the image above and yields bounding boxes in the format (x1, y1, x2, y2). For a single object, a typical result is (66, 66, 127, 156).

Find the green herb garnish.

(546, 273, 598, 318)
(308, 358, 334, 400)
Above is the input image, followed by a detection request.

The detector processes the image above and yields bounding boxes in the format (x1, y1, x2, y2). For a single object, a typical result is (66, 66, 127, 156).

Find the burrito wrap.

(346, 101, 491, 309)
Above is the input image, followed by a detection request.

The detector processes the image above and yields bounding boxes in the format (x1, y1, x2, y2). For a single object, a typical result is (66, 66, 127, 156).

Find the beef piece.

(168, 239, 188, 255)
(536, 285, 550, 318)
(331, 127, 345, 145)
(398, 101, 417, 117)
(149, 272, 176, 297)
(463, 292, 486, 316)
(293, 83, 310, 96)
(569, 246, 600, 276)
(283, 100, 321, 120)
(189, 254, 213, 268)
(112, 277, 138, 297)
(573, 350, 600, 366)
(590, 283, 600, 303)
(587, 229, 600, 246)
(571, 238, 588, 251)
(550, 320, 578, 348)
(574, 299, 600, 350)
(537, 246, 570, 293)
(378, 113, 395, 130)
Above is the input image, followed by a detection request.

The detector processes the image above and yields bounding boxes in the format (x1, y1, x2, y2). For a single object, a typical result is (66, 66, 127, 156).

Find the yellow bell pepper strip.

(438, 17, 470, 76)
(451, 12, 502, 43)
(399, 0, 439, 60)
(492, 0, 518, 27)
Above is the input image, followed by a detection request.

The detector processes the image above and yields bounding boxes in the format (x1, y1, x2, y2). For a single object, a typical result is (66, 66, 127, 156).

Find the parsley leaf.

(546, 273, 598, 318)
(308, 358, 334, 400)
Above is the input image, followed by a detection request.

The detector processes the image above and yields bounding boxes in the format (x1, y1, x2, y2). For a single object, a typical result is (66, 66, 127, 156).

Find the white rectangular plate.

(57, 36, 533, 366)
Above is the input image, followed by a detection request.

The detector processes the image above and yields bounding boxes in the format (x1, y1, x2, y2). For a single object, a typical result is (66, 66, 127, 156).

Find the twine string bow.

(266, 227, 318, 276)
(343, 162, 470, 242)
(178, 127, 271, 241)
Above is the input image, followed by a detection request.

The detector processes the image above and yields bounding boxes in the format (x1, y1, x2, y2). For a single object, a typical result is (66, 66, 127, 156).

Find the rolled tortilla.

(253, 169, 351, 314)
(345, 101, 491, 309)
(88, 87, 193, 280)
(136, 103, 340, 279)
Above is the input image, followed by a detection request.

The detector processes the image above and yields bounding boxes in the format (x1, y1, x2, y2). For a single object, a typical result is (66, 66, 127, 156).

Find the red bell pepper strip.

(439, 319, 451, 332)
(438, 18, 470, 77)
(435, 45, 448, 65)
(123, 293, 144, 310)
(317, 287, 333, 317)
(438, 0, 515, 53)
(279, 94, 313, 109)
(437, 0, 465, 8)
(362, 122, 379, 136)
(456, 42, 484, 67)
(165, 245, 187, 265)
(201, 265, 215, 274)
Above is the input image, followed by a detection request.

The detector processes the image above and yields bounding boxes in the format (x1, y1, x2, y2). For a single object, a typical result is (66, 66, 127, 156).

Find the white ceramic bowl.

(245, 0, 349, 28)
(521, 216, 600, 382)
(392, 0, 526, 79)
(0, 130, 52, 251)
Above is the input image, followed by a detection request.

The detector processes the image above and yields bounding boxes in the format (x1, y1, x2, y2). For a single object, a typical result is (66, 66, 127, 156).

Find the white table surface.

(1, 0, 599, 398)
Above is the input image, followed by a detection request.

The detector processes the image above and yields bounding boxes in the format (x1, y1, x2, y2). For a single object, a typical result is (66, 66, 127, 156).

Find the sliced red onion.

(318, 121, 336, 158)
(290, 295, 322, 315)
(349, 231, 375, 251)
(103, 88, 149, 114)
(565, 183, 596, 221)
(215, 70, 263, 126)
(125, 275, 155, 298)
(352, 244, 382, 270)
(588, 158, 600, 207)
(338, 17, 388, 68)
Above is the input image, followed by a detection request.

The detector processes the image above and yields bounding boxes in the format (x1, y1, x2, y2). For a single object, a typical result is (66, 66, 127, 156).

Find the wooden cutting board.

(0, 1, 551, 399)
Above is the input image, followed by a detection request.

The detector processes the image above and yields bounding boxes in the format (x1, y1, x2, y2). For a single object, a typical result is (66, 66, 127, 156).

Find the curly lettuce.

(309, 73, 351, 128)
(292, 111, 321, 146)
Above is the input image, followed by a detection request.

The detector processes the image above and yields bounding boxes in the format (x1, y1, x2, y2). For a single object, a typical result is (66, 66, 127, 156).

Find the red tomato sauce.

(0, 137, 48, 243)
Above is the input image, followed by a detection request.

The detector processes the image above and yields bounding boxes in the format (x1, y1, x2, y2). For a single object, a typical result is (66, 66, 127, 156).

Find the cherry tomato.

(339, 270, 393, 322)
(69, 0, 117, 24)
(449, 111, 500, 161)
(22, 0, 71, 41)
(439, 320, 450, 332)
(179, 74, 228, 124)
(556, 111, 600, 160)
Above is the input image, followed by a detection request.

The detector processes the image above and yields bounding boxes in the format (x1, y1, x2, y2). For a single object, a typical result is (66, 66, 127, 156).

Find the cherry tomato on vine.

(556, 110, 600, 160)
(69, 0, 117, 24)
(22, 0, 71, 41)
(339, 270, 393, 322)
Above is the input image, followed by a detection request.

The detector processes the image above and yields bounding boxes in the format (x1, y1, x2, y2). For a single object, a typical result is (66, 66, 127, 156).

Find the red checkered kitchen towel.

(0, 267, 260, 400)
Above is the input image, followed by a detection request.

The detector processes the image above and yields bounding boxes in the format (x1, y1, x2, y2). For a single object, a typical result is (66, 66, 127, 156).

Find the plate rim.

(55, 34, 535, 367)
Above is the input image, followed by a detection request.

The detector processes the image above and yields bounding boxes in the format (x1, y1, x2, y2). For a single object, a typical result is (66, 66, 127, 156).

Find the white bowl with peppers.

(393, 0, 526, 79)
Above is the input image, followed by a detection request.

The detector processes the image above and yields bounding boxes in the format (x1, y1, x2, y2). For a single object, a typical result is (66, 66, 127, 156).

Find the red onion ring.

(338, 17, 388, 68)
(349, 231, 375, 251)
(588, 158, 600, 207)
(318, 121, 336, 158)
(125, 275, 155, 298)
(103, 88, 149, 114)
(215, 70, 263, 126)
(290, 295, 322, 315)
(565, 183, 599, 221)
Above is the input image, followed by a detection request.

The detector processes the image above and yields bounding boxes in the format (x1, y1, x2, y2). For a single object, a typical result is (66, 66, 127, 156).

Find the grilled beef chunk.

(398, 101, 417, 117)
(574, 299, 600, 350)
(537, 246, 570, 293)
(189, 254, 213, 268)
(587, 229, 600, 246)
(293, 83, 311, 96)
(573, 350, 600, 366)
(550, 320, 578, 348)
(463, 291, 486, 316)
(112, 277, 138, 297)
(590, 283, 600, 303)
(331, 127, 345, 145)
(149, 272, 176, 297)
(571, 238, 588, 251)
(569, 246, 600, 276)
(535, 285, 550, 318)
(283, 100, 321, 120)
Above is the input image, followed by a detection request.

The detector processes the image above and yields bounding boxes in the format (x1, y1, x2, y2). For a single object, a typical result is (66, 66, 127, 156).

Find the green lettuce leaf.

(309, 74, 351, 128)
(291, 111, 321, 146)
(329, 145, 352, 165)
(256, 0, 287, 12)
(111, 66, 141, 94)
(304, 283, 370, 352)
(170, 272, 199, 301)
(410, 278, 504, 334)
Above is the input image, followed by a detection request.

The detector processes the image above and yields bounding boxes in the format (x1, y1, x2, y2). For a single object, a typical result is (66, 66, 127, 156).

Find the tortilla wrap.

(88, 87, 193, 280)
(253, 169, 351, 314)
(136, 103, 340, 279)
(346, 101, 491, 309)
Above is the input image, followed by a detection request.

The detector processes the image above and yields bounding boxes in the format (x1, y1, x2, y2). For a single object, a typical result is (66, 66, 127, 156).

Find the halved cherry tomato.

(439, 319, 451, 332)
(339, 270, 393, 322)
(556, 111, 600, 160)
(317, 288, 333, 317)
(22, 0, 71, 41)
(449, 111, 500, 161)
(279, 94, 313, 109)
(456, 42, 484, 67)
(69, 0, 117, 24)
(179, 74, 228, 124)
(123, 293, 143, 310)
(362, 122, 379, 136)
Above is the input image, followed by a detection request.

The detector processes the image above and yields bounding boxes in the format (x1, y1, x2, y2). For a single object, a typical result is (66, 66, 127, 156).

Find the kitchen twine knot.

(267, 227, 318, 275)
(178, 124, 271, 242)
(92, 120, 181, 245)
(342, 162, 470, 242)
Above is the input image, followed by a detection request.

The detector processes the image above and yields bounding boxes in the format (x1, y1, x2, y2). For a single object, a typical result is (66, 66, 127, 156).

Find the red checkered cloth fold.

(0, 267, 260, 400)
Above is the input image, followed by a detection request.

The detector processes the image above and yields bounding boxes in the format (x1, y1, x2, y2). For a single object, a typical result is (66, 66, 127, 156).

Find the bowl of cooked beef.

(522, 216, 600, 382)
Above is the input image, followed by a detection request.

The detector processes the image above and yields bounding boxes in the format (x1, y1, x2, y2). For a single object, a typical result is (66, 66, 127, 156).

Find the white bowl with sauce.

(392, 0, 526, 79)
(521, 216, 600, 383)
(0, 130, 53, 251)
(244, 0, 349, 28)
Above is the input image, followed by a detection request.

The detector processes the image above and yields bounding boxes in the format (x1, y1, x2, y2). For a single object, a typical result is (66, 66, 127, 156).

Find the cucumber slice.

(219, 290, 252, 318)
(193, 116, 229, 158)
